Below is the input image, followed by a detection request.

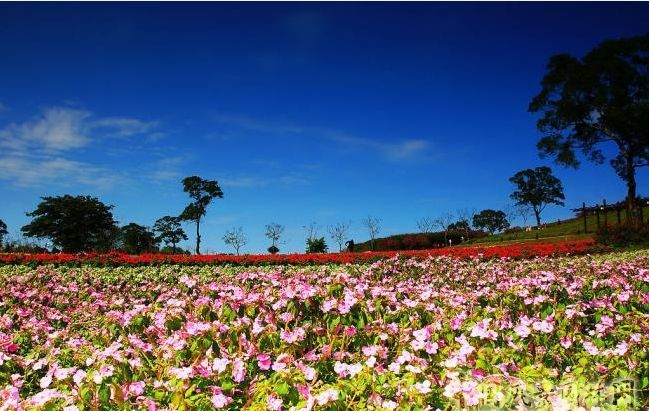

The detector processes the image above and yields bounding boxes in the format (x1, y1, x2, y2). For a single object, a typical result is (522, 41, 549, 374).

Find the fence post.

(583, 202, 587, 233)
(596, 204, 600, 229)
(603, 199, 607, 226)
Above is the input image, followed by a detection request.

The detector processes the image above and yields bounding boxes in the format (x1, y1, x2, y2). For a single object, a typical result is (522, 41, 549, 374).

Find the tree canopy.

(21, 195, 118, 253)
(472, 209, 510, 235)
(306, 237, 328, 253)
(178, 176, 223, 254)
(529, 34, 649, 219)
(120, 223, 158, 255)
(0, 219, 8, 246)
(153, 216, 187, 253)
(509, 167, 565, 226)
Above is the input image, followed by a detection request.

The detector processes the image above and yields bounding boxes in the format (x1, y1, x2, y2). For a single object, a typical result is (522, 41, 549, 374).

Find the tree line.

(0, 165, 566, 254)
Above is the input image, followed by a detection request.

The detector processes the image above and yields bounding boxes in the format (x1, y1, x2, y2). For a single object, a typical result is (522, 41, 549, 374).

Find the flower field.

(1, 250, 648, 410)
(0, 240, 597, 266)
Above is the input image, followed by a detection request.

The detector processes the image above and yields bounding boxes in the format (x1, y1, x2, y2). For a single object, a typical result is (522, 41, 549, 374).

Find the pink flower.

(414, 380, 432, 394)
(169, 366, 194, 380)
(211, 393, 233, 408)
(303, 366, 316, 381)
(583, 341, 600, 356)
(560, 336, 573, 349)
(514, 324, 530, 339)
(129, 381, 146, 397)
(315, 388, 339, 406)
(212, 358, 230, 374)
(257, 354, 272, 371)
(267, 394, 283, 411)
(39, 374, 52, 389)
(232, 358, 246, 382)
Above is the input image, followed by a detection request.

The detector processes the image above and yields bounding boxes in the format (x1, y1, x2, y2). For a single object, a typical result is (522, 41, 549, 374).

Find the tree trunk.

(625, 152, 637, 225)
(195, 218, 201, 255)
(533, 208, 541, 227)
(172, 240, 176, 254)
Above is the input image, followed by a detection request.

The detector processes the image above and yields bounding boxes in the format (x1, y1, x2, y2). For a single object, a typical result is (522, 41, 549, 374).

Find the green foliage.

(0, 219, 7, 246)
(21, 195, 118, 253)
(267, 245, 280, 254)
(510, 167, 565, 226)
(529, 34, 649, 217)
(306, 237, 328, 253)
(472, 209, 510, 235)
(448, 220, 470, 231)
(153, 216, 187, 252)
(120, 223, 159, 255)
(596, 223, 649, 247)
(178, 176, 224, 255)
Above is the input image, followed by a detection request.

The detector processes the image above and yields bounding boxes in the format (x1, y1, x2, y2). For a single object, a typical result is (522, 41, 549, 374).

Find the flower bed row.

(0, 240, 599, 266)
(1, 250, 648, 409)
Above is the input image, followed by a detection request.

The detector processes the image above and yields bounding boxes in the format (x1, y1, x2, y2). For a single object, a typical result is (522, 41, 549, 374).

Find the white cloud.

(0, 106, 160, 189)
(92, 117, 159, 138)
(0, 107, 91, 152)
(0, 154, 119, 189)
(0, 107, 159, 153)
(220, 174, 309, 188)
(147, 156, 186, 183)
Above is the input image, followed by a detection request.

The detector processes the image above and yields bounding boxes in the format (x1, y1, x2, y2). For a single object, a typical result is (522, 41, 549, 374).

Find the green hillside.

(353, 204, 649, 250)
(469, 204, 649, 245)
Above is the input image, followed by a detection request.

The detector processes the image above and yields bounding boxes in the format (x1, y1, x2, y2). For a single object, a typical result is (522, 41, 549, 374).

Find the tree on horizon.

(179, 176, 223, 255)
(21, 195, 118, 253)
(509, 167, 565, 227)
(153, 216, 188, 253)
(529, 34, 649, 222)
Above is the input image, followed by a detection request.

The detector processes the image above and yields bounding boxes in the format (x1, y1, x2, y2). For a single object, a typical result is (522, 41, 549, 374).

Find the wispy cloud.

(220, 173, 310, 188)
(212, 112, 432, 163)
(147, 156, 188, 183)
(0, 106, 160, 189)
(0, 154, 120, 189)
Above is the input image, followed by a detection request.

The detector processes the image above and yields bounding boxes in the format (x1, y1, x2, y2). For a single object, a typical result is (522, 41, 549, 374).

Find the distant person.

(557, 219, 561, 225)
(345, 239, 354, 252)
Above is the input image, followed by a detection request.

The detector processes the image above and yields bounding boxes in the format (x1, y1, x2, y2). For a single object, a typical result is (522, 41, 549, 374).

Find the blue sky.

(1, 3, 648, 253)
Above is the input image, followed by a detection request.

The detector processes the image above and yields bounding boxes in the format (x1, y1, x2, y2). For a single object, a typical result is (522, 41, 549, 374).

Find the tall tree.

(265, 223, 284, 254)
(472, 209, 510, 235)
(178, 176, 223, 255)
(120, 223, 158, 255)
(21, 195, 118, 253)
(509, 167, 565, 226)
(327, 222, 350, 252)
(362, 216, 381, 251)
(222, 227, 247, 255)
(153, 216, 187, 253)
(529, 34, 649, 221)
(0, 219, 7, 247)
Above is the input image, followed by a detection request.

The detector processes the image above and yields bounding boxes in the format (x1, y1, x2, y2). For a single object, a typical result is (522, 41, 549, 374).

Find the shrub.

(306, 237, 328, 253)
(267, 245, 280, 254)
(596, 223, 649, 247)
